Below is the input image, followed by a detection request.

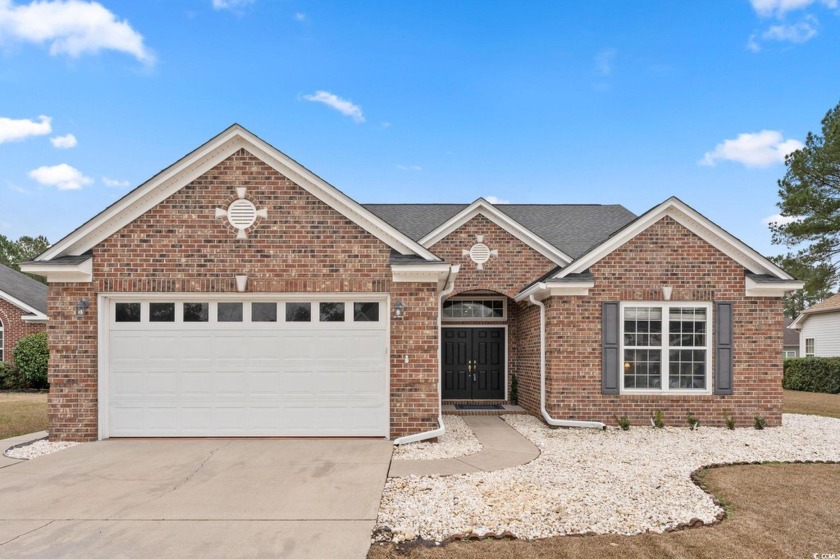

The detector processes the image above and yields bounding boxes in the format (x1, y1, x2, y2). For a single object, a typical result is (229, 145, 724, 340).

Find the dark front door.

(442, 327, 505, 399)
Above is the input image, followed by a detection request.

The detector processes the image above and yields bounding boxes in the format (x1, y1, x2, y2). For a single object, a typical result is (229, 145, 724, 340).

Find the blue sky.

(0, 0, 838, 257)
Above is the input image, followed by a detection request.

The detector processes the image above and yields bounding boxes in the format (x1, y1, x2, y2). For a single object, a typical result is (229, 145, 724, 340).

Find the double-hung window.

(621, 303, 712, 393)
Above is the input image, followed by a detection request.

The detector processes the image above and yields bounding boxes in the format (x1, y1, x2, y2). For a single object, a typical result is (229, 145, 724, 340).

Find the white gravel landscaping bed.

(4, 438, 79, 460)
(393, 416, 482, 461)
(375, 413, 840, 543)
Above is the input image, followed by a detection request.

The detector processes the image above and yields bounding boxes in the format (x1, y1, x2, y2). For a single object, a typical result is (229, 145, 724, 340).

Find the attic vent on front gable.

(214, 187, 268, 239)
(228, 199, 258, 229)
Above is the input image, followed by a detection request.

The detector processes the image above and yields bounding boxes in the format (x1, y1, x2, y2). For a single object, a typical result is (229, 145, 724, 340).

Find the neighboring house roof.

(784, 317, 800, 346)
(30, 124, 441, 264)
(364, 203, 636, 260)
(790, 292, 840, 329)
(0, 263, 48, 318)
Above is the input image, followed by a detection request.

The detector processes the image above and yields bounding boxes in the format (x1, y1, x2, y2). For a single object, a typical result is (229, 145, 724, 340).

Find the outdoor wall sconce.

(76, 299, 90, 318)
(235, 275, 248, 293)
(394, 300, 405, 319)
(662, 285, 673, 301)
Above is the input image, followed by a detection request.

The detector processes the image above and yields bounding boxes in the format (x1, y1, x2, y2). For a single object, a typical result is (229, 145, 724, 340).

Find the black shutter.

(715, 302, 733, 395)
(602, 302, 620, 394)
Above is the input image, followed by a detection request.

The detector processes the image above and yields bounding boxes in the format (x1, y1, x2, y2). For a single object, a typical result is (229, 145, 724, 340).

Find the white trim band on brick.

(20, 258, 93, 284)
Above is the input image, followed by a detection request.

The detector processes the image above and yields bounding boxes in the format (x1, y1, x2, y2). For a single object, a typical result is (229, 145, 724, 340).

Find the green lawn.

(0, 392, 48, 439)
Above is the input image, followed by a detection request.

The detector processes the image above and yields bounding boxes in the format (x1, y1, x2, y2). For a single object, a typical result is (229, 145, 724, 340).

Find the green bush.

(651, 410, 665, 428)
(754, 415, 766, 430)
(0, 362, 25, 390)
(783, 357, 840, 394)
(615, 415, 631, 431)
(510, 373, 519, 405)
(13, 332, 49, 389)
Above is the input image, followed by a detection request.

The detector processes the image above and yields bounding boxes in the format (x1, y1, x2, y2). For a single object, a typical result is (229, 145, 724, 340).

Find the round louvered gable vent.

(227, 199, 258, 230)
(469, 243, 491, 264)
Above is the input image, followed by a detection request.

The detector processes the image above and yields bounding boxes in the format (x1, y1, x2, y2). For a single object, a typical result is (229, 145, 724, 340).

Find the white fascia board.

(21, 315, 48, 323)
(20, 258, 93, 283)
(38, 125, 439, 262)
(418, 199, 572, 266)
(788, 314, 805, 330)
(392, 263, 453, 291)
(0, 289, 48, 321)
(557, 198, 793, 280)
(514, 280, 595, 302)
(745, 276, 804, 297)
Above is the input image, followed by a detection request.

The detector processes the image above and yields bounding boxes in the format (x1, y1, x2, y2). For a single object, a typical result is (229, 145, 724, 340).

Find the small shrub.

(687, 412, 700, 430)
(650, 410, 665, 429)
(754, 415, 766, 430)
(0, 362, 25, 390)
(14, 332, 49, 389)
(725, 415, 736, 430)
(783, 357, 840, 394)
(615, 415, 631, 431)
(510, 373, 519, 405)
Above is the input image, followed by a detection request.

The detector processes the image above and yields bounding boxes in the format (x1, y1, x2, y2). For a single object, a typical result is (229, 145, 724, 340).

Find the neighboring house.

(783, 317, 800, 358)
(790, 293, 840, 357)
(21, 125, 803, 442)
(0, 264, 48, 363)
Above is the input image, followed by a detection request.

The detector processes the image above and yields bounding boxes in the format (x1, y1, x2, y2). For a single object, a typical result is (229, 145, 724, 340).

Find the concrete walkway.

(388, 415, 539, 477)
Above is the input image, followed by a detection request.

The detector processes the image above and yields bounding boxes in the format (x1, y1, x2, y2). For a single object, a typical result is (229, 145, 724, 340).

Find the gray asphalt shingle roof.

(363, 203, 637, 259)
(0, 263, 47, 315)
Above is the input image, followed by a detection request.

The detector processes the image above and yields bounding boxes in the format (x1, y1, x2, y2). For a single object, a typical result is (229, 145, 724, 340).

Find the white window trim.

(783, 350, 797, 359)
(805, 338, 815, 357)
(619, 301, 714, 396)
(0, 316, 4, 362)
(442, 296, 507, 322)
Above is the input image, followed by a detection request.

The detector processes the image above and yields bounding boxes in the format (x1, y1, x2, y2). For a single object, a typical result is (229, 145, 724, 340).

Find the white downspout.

(529, 294, 606, 430)
(393, 265, 460, 445)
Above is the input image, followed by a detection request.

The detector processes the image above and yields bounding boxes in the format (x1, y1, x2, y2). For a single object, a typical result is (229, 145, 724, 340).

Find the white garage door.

(105, 297, 388, 437)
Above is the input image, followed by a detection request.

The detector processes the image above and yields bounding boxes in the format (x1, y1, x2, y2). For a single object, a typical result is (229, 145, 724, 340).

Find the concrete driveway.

(0, 438, 392, 558)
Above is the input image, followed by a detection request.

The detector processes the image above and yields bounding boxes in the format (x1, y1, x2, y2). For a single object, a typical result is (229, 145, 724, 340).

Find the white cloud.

(0, 0, 154, 64)
(700, 130, 804, 168)
(396, 164, 422, 171)
(302, 90, 365, 123)
(747, 33, 762, 52)
(762, 213, 803, 226)
(750, 0, 836, 18)
(50, 133, 76, 149)
(485, 195, 511, 205)
(212, 0, 254, 10)
(594, 48, 617, 76)
(762, 19, 818, 42)
(28, 163, 93, 190)
(0, 114, 51, 143)
(102, 176, 129, 188)
(294, 11, 306, 21)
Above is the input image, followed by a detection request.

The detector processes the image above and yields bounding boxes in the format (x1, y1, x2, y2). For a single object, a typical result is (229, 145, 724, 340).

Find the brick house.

(0, 264, 48, 364)
(22, 125, 802, 442)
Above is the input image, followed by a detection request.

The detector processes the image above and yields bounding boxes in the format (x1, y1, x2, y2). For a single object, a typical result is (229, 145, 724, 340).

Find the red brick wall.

(514, 301, 542, 415)
(543, 216, 783, 428)
(0, 299, 45, 364)
(47, 149, 438, 441)
(429, 214, 556, 299)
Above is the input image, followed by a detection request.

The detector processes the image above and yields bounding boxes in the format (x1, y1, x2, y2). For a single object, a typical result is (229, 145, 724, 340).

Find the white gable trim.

(744, 276, 804, 297)
(418, 199, 572, 266)
(37, 125, 440, 262)
(556, 197, 794, 280)
(0, 289, 48, 321)
(20, 258, 93, 283)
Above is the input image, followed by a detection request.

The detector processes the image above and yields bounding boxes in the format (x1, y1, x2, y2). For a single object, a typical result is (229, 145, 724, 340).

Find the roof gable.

(415, 199, 573, 265)
(555, 197, 794, 280)
(36, 125, 439, 263)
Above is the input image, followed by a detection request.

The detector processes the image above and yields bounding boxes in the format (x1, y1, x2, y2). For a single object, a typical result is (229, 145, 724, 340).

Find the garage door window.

(320, 302, 345, 322)
(115, 303, 141, 322)
(354, 302, 379, 322)
(149, 303, 175, 322)
(183, 303, 209, 322)
(218, 302, 243, 322)
(286, 302, 311, 322)
(252, 302, 277, 322)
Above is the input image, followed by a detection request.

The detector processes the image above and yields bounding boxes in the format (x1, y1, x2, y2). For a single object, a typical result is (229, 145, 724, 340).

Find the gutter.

(528, 294, 606, 430)
(393, 264, 460, 445)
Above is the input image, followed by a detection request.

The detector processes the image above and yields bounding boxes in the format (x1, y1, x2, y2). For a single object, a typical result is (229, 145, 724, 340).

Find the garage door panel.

(108, 297, 388, 437)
